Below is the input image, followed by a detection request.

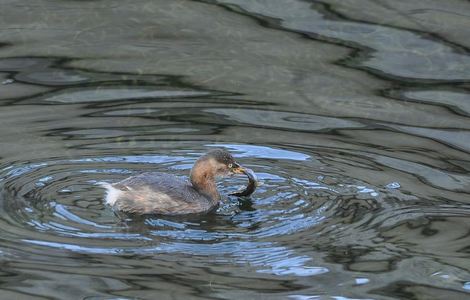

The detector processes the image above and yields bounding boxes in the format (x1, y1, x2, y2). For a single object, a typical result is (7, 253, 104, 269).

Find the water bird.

(102, 149, 257, 215)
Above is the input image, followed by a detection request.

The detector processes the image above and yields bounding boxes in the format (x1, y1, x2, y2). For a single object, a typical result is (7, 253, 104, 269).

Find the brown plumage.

(102, 149, 255, 215)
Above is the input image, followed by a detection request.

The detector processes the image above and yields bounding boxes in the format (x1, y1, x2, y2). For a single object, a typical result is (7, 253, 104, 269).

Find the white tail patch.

(98, 182, 122, 206)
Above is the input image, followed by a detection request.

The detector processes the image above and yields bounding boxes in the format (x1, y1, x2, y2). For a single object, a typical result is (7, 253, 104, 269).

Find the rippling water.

(0, 0, 469, 299)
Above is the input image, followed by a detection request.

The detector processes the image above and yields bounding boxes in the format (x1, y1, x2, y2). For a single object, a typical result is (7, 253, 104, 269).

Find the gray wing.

(110, 172, 213, 215)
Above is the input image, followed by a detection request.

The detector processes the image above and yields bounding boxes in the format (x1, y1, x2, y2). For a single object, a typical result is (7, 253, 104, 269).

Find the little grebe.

(102, 149, 255, 215)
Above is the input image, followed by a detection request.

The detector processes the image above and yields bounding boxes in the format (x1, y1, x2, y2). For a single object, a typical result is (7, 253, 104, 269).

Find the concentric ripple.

(0, 144, 401, 277)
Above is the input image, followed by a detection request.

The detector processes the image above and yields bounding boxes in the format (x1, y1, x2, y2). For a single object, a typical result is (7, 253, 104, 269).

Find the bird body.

(103, 172, 215, 215)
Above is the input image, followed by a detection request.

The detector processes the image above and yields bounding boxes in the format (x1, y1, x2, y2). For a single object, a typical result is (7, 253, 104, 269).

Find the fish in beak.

(230, 163, 258, 197)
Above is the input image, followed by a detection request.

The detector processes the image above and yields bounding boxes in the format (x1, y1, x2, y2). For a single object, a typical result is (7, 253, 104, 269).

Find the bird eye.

(228, 163, 233, 168)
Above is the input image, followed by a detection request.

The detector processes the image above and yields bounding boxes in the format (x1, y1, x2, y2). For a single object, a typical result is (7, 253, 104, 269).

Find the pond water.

(0, 0, 470, 299)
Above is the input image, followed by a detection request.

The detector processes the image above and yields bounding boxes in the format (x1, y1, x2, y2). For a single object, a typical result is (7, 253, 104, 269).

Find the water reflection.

(211, 0, 470, 81)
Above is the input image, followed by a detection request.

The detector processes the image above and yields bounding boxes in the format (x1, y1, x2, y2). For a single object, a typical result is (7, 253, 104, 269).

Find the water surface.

(0, 0, 469, 299)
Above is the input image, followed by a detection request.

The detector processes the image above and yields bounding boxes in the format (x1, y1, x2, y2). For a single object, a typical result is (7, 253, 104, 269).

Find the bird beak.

(231, 162, 246, 175)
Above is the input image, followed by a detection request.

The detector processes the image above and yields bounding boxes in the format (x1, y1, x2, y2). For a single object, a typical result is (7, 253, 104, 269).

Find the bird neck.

(190, 164, 220, 204)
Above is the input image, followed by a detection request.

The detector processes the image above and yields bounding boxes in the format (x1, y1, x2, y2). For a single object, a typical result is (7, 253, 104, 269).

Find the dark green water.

(0, 1, 469, 299)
